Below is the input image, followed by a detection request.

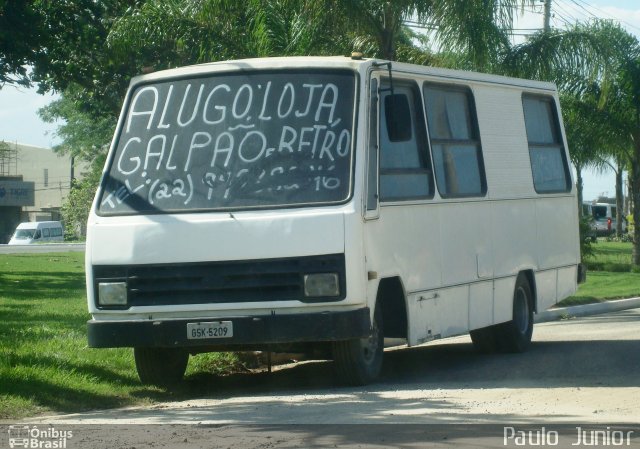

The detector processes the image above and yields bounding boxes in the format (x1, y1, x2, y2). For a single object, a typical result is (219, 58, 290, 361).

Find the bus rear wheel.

(498, 274, 534, 353)
(134, 347, 189, 387)
(470, 326, 499, 352)
(332, 306, 383, 386)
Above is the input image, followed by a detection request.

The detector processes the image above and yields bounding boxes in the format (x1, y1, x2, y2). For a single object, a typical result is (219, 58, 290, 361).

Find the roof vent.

(350, 52, 364, 60)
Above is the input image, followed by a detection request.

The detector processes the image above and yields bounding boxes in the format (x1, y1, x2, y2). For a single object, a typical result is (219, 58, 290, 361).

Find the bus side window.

(423, 84, 486, 198)
(34, 230, 41, 239)
(43, 228, 50, 238)
(522, 95, 570, 193)
(379, 82, 433, 201)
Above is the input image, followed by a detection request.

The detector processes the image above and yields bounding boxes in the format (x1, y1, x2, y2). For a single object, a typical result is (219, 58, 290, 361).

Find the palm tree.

(108, 0, 346, 67)
(107, 0, 538, 69)
(335, 0, 535, 68)
(560, 92, 614, 214)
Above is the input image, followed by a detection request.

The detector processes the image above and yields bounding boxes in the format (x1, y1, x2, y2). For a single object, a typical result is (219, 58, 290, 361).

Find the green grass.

(0, 253, 242, 420)
(557, 241, 640, 307)
(557, 271, 640, 307)
(584, 240, 634, 272)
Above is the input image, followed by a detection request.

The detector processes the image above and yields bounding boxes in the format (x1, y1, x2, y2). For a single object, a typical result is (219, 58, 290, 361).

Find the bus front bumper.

(87, 308, 371, 348)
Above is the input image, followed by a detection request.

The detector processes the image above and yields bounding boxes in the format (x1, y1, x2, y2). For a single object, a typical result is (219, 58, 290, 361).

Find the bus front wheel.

(332, 305, 383, 386)
(134, 347, 189, 387)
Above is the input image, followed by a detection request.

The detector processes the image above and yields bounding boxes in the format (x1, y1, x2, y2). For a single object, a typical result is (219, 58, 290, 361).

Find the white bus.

(86, 56, 583, 387)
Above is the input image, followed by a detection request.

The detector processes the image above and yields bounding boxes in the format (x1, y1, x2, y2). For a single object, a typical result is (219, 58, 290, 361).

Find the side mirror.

(385, 94, 412, 142)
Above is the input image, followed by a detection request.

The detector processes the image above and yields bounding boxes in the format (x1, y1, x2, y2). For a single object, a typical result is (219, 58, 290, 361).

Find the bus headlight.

(304, 273, 340, 297)
(98, 282, 128, 306)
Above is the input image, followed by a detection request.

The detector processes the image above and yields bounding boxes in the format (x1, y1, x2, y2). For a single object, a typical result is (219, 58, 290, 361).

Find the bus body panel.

(494, 276, 518, 324)
(87, 209, 346, 266)
(363, 204, 443, 291)
(469, 281, 494, 329)
(534, 196, 580, 269)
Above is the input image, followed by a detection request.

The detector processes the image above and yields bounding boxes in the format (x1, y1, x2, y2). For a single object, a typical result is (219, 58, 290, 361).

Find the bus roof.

(130, 56, 557, 92)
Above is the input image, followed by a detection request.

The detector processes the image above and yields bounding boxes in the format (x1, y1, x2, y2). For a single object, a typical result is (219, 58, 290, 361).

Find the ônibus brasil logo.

(7, 425, 73, 448)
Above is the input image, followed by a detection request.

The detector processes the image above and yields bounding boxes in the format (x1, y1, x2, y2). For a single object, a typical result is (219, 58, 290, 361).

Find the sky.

(0, 0, 639, 201)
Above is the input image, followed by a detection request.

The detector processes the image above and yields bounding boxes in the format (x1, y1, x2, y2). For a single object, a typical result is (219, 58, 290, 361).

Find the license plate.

(186, 321, 233, 340)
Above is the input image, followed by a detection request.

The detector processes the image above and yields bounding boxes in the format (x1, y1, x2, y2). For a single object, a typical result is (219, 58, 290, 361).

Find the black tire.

(134, 347, 189, 387)
(470, 325, 499, 353)
(497, 274, 534, 353)
(332, 305, 383, 386)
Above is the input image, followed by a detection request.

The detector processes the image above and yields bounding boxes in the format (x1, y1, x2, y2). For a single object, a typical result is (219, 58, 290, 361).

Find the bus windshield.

(98, 70, 356, 215)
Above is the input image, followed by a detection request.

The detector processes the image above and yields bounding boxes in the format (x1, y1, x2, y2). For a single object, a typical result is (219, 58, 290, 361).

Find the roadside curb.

(0, 243, 85, 254)
(535, 297, 640, 323)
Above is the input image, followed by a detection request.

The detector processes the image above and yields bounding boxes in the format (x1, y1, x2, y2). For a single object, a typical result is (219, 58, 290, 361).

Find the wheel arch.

(376, 276, 408, 339)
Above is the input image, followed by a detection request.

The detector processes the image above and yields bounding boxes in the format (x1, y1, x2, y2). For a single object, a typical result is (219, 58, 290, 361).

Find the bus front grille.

(92, 254, 345, 308)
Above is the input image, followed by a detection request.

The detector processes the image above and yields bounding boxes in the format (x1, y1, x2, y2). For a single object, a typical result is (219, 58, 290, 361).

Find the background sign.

(0, 181, 35, 206)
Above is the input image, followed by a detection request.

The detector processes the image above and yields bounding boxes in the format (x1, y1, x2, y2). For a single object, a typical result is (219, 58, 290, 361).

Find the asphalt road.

(0, 243, 85, 254)
(32, 308, 640, 425)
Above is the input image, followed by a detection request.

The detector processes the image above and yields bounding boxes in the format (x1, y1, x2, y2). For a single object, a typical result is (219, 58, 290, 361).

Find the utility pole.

(70, 156, 75, 186)
(543, 0, 552, 32)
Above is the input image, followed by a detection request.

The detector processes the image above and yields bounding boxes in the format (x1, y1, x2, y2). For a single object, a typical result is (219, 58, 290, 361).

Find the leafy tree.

(1, 0, 140, 96)
(30, 0, 143, 116)
(0, 140, 9, 158)
(561, 93, 603, 212)
(0, 0, 43, 86)
(38, 86, 115, 236)
(560, 91, 628, 222)
(38, 84, 116, 162)
(61, 156, 106, 238)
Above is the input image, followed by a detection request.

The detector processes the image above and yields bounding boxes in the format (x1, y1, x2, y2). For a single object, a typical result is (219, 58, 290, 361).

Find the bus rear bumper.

(87, 308, 371, 348)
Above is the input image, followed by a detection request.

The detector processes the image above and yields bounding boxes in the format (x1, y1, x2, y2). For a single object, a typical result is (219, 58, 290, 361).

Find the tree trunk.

(615, 165, 624, 236)
(576, 163, 584, 217)
(380, 29, 395, 60)
(379, 3, 397, 60)
(632, 138, 640, 266)
(626, 174, 632, 216)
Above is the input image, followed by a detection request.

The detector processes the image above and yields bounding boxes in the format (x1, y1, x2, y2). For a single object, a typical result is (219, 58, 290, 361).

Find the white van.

(8, 221, 64, 245)
(85, 56, 583, 387)
(583, 202, 625, 236)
